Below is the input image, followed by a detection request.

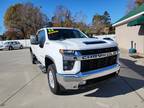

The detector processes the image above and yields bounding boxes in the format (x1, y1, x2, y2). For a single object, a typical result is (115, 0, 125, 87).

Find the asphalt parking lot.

(0, 49, 144, 108)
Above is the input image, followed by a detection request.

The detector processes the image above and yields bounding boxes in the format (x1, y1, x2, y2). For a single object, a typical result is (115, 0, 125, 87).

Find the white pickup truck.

(30, 27, 120, 94)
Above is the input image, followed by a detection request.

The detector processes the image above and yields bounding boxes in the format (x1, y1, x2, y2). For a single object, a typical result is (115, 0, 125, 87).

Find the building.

(113, 4, 144, 54)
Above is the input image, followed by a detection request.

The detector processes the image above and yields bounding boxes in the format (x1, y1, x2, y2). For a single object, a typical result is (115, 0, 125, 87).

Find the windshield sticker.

(48, 29, 59, 34)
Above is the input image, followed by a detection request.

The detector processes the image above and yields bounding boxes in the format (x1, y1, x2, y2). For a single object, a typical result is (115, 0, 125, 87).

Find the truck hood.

(54, 38, 118, 50)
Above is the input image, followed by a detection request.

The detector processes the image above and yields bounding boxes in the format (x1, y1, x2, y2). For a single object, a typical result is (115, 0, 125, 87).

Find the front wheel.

(47, 64, 61, 95)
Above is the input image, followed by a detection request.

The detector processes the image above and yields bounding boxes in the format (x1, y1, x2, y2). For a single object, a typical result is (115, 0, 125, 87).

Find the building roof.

(127, 15, 144, 26)
(113, 4, 144, 27)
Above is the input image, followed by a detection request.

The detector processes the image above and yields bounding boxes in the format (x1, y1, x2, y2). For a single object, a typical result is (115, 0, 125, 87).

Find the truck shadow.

(61, 58, 144, 97)
(61, 76, 144, 97)
(84, 76, 144, 97)
(120, 58, 144, 77)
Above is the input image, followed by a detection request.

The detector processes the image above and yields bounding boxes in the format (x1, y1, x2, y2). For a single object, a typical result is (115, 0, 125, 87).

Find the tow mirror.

(39, 43, 43, 48)
(30, 35, 39, 45)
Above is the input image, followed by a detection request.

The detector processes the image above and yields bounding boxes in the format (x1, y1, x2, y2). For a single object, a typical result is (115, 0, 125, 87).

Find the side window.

(14, 42, 17, 44)
(16, 41, 20, 44)
(38, 30, 46, 48)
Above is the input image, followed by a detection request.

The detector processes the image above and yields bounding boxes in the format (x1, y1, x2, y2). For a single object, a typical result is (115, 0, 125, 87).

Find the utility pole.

(0, 26, 1, 35)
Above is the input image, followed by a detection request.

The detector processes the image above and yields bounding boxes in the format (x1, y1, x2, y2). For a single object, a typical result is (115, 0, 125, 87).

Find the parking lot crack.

(119, 76, 144, 102)
(0, 72, 41, 106)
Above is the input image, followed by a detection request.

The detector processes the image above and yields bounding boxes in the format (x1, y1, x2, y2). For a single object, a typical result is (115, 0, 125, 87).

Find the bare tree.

(74, 11, 86, 23)
(126, 0, 135, 14)
(73, 11, 88, 32)
(126, 0, 144, 14)
(52, 5, 73, 27)
(4, 3, 49, 39)
(135, 0, 144, 6)
(91, 11, 112, 35)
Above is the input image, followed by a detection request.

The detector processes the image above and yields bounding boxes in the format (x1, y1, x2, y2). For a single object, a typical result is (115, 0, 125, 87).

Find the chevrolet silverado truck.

(30, 27, 120, 94)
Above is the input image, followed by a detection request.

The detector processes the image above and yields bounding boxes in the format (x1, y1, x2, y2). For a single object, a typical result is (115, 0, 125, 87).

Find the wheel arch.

(30, 48, 32, 53)
(45, 55, 55, 72)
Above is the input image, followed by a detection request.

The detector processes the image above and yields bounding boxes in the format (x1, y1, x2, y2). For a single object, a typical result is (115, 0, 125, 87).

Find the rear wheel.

(30, 51, 37, 64)
(9, 46, 13, 50)
(20, 45, 23, 49)
(47, 64, 61, 95)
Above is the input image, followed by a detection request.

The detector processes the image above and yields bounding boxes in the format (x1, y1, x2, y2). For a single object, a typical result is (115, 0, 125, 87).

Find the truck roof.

(37, 27, 79, 34)
(42, 27, 77, 30)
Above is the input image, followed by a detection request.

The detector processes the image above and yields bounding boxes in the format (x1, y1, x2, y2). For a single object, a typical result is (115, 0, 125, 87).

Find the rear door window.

(38, 30, 46, 48)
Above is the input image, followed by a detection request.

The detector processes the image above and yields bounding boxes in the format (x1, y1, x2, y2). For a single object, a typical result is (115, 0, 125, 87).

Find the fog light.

(79, 81, 86, 85)
(63, 60, 75, 70)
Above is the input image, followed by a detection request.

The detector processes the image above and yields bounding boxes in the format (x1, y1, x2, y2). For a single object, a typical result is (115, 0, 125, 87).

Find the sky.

(0, 0, 128, 34)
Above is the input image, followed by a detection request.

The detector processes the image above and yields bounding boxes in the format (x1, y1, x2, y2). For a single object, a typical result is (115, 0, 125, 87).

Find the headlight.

(60, 49, 78, 70)
(59, 49, 75, 55)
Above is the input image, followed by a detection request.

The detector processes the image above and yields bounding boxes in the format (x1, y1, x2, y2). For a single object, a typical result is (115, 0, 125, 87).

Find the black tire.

(47, 64, 61, 95)
(9, 46, 13, 50)
(20, 45, 23, 49)
(30, 51, 37, 64)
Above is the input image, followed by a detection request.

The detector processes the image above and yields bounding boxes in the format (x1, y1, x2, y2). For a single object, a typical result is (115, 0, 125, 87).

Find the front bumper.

(57, 64, 120, 90)
(0, 47, 5, 50)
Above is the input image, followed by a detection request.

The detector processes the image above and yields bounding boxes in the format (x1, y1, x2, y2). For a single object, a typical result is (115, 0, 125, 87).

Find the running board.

(37, 64, 46, 73)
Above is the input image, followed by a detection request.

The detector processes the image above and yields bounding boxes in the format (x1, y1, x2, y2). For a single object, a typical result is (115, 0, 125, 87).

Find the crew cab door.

(37, 30, 46, 65)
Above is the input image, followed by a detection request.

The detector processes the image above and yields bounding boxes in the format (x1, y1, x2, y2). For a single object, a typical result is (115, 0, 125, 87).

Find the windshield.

(4, 42, 10, 45)
(47, 29, 87, 40)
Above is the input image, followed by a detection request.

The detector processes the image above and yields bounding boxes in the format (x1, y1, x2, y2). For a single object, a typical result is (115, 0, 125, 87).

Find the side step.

(37, 64, 46, 73)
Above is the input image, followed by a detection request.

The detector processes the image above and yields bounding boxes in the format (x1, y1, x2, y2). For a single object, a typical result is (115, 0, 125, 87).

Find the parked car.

(0, 43, 4, 50)
(30, 27, 120, 95)
(2, 41, 23, 50)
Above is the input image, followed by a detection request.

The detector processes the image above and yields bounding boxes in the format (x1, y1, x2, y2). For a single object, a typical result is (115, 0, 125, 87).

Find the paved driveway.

(0, 49, 144, 108)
